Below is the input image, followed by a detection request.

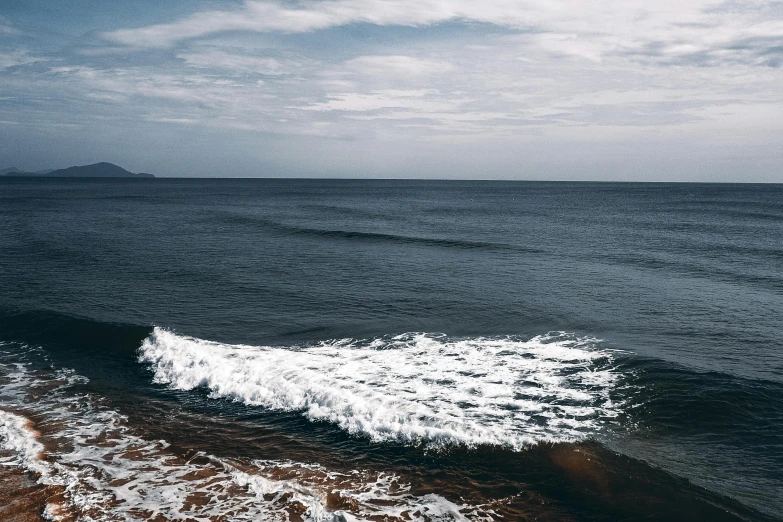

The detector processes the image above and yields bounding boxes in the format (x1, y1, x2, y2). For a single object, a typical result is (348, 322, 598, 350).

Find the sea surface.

(0, 178, 781, 521)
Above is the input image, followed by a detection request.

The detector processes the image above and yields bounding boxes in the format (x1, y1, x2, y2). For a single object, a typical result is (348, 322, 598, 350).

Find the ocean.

(0, 178, 780, 521)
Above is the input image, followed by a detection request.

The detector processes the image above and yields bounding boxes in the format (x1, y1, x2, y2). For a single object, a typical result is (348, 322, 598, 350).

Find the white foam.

(140, 330, 624, 449)
(0, 409, 47, 475)
(0, 357, 487, 521)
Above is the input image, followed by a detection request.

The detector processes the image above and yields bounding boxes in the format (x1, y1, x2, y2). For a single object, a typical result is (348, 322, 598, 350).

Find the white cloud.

(101, 1, 783, 72)
(297, 89, 462, 112)
(0, 50, 43, 69)
(94, 0, 783, 141)
(178, 50, 287, 75)
(344, 55, 454, 77)
(101, 1, 698, 45)
(98, 2, 724, 47)
(0, 16, 21, 36)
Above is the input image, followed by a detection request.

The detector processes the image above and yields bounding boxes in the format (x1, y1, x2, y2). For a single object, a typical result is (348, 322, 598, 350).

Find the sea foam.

(0, 410, 47, 475)
(0, 358, 478, 521)
(139, 330, 624, 448)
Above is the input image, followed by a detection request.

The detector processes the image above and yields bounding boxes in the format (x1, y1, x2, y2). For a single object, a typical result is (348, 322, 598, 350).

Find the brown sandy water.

(1, 401, 770, 522)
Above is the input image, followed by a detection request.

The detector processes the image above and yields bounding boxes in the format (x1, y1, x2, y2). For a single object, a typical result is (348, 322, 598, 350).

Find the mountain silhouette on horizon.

(1, 162, 155, 178)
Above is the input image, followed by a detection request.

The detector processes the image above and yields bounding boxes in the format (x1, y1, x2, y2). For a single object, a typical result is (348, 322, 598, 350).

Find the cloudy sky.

(1, 0, 782, 180)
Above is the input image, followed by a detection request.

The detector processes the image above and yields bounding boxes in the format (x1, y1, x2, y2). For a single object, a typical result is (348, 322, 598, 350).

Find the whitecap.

(139, 330, 625, 449)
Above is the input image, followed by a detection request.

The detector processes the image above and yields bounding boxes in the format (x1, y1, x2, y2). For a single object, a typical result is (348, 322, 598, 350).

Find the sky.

(1, 0, 782, 180)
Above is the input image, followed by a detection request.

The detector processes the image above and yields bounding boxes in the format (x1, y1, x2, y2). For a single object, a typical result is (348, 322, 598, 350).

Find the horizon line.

(2, 176, 782, 185)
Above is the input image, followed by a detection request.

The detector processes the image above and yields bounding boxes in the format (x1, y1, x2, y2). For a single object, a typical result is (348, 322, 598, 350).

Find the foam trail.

(0, 410, 47, 475)
(140, 330, 624, 448)
(0, 356, 488, 521)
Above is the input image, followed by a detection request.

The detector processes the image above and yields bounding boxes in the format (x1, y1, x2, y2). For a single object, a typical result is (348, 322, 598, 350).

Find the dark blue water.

(0, 178, 781, 521)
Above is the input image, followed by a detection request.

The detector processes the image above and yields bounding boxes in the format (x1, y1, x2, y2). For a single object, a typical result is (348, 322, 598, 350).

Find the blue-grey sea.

(0, 178, 781, 521)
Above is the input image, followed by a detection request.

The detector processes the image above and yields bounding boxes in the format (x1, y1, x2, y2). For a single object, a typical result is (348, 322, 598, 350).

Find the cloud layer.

(103, 0, 783, 67)
(0, 0, 782, 179)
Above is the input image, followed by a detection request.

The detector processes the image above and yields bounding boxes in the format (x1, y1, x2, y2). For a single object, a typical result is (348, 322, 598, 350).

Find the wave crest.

(139, 330, 625, 448)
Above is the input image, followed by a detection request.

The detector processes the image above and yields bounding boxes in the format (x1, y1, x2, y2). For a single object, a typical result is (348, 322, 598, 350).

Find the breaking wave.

(139, 330, 627, 449)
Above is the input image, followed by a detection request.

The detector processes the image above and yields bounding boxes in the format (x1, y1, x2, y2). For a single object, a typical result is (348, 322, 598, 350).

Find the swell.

(595, 250, 783, 291)
(669, 199, 783, 220)
(291, 226, 514, 251)
(606, 357, 783, 517)
(214, 212, 543, 253)
(0, 309, 151, 358)
(623, 358, 783, 439)
(298, 203, 392, 220)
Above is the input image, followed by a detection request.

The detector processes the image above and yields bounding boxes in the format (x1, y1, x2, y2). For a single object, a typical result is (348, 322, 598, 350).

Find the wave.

(596, 251, 783, 291)
(288, 226, 517, 251)
(139, 330, 626, 449)
(1, 319, 777, 520)
(0, 358, 479, 521)
(216, 213, 541, 252)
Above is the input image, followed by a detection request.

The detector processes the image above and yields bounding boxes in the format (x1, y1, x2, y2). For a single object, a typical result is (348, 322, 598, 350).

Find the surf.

(138, 329, 627, 449)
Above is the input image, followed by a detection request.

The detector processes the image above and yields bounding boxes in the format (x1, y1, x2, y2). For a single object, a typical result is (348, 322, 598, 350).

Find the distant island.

(0, 162, 155, 178)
